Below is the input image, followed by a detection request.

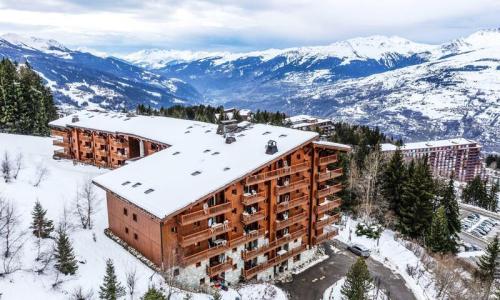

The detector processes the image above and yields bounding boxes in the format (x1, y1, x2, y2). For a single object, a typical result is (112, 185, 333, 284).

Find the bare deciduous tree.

(13, 152, 23, 180)
(126, 267, 138, 300)
(33, 162, 49, 187)
(74, 180, 98, 230)
(1, 151, 12, 183)
(0, 198, 26, 275)
(34, 242, 55, 275)
(70, 286, 94, 300)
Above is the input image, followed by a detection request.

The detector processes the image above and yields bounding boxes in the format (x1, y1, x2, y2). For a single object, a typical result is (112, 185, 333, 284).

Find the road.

(278, 241, 416, 300)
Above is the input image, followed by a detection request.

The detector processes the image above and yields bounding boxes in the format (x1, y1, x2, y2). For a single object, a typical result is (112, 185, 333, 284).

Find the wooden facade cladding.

(242, 244, 307, 280)
(207, 258, 233, 277)
(316, 167, 343, 182)
(276, 193, 308, 213)
(241, 192, 266, 206)
(316, 183, 342, 199)
(312, 229, 338, 245)
(275, 178, 309, 195)
(178, 222, 232, 247)
(316, 198, 341, 214)
(241, 227, 306, 261)
(315, 213, 340, 230)
(275, 211, 308, 230)
(246, 161, 310, 185)
(178, 202, 232, 225)
(318, 154, 338, 166)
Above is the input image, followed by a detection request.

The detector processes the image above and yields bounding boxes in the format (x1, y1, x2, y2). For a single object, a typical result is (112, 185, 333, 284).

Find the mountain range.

(0, 30, 499, 151)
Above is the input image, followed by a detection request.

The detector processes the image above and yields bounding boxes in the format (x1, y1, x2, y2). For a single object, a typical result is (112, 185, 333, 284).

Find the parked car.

(348, 244, 371, 258)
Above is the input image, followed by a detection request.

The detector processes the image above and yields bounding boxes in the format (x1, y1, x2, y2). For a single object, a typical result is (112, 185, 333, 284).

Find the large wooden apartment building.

(49, 111, 350, 287)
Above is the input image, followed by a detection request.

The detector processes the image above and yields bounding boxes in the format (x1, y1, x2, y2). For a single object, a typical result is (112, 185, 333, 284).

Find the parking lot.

(459, 210, 500, 251)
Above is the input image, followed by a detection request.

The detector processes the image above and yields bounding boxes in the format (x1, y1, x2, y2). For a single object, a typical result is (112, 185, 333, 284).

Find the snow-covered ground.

(335, 218, 437, 300)
(0, 133, 287, 300)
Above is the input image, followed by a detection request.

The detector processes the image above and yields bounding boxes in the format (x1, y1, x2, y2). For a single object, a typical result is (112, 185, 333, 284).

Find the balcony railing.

(112, 140, 128, 148)
(275, 211, 307, 230)
(276, 194, 308, 213)
(242, 244, 307, 279)
(275, 178, 309, 196)
(179, 202, 231, 225)
(179, 222, 231, 247)
(207, 258, 233, 277)
(241, 227, 305, 261)
(182, 243, 229, 266)
(318, 154, 337, 166)
(52, 139, 68, 147)
(313, 229, 338, 245)
(241, 192, 266, 206)
(53, 149, 70, 159)
(315, 213, 340, 229)
(95, 137, 107, 144)
(79, 135, 92, 142)
(241, 211, 265, 225)
(317, 168, 343, 182)
(316, 198, 341, 214)
(230, 228, 265, 247)
(316, 183, 342, 199)
(246, 162, 310, 185)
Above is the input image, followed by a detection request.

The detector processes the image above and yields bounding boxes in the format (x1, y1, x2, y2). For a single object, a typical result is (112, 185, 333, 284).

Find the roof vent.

(266, 140, 278, 155)
(71, 116, 79, 123)
(132, 182, 142, 188)
(122, 181, 131, 186)
(225, 136, 236, 144)
(279, 134, 287, 138)
(144, 188, 154, 194)
(212, 152, 220, 156)
(204, 149, 211, 153)
(223, 167, 231, 171)
(262, 131, 271, 135)
(173, 151, 180, 155)
(191, 171, 202, 176)
(126, 112, 136, 118)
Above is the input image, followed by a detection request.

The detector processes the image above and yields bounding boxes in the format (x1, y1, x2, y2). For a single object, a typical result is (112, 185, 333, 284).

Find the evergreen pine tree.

(341, 257, 373, 300)
(440, 177, 461, 237)
(462, 176, 488, 208)
(54, 229, 78, 275)
(381, 148, 406, 214)
(30, 200, 54, 238)
(399, 158, 435, 239)
(488, 183, 499, 212)
(426, 206, 456, 253)
(141, 286, 166, 300)
(477, 236, 500, 299)
(99, 258, 126, 300)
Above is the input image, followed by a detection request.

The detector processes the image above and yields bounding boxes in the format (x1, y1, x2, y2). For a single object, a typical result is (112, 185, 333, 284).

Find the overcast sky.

(0, 0, 499, 54)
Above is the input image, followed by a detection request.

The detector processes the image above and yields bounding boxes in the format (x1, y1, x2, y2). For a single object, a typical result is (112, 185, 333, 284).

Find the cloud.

(0, 0, 499, 53)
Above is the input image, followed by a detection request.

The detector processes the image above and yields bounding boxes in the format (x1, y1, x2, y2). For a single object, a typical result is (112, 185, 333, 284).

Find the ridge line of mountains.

(0, 30, 499, 151)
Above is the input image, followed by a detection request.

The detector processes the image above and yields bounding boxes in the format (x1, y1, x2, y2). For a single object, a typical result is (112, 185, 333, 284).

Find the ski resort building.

(285, 115, 334, 135)
(49, 111, 350, 287)
(381, 138, 483, 182)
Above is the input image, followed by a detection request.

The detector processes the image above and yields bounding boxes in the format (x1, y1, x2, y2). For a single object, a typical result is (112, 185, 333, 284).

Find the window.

(134, 233, 138, 240)
(196, 262, 201, 268)
(194, 221, 200, 227)
(232, 248, 237, 253)
(173, 269, 179, 276)
(132, 182, 142, 188)
(123, 208, 128, 216)
(232, 189, 237, 195)
(191, 171, 202, 176)
(132, 213, 137, 222)
(233, 264, 237, 270)
(171, 226, 177, 233)
(293, 254, 301, 262)
(125, 227, 129, 234)
(144, 188, 154, 194)
(232, 208, 237, 214)
(294, 239, 298, 243)
(200, 278, 205, 285)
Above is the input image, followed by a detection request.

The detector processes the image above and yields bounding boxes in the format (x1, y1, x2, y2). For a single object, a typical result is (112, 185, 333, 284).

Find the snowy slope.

(0, 34, 202, 110)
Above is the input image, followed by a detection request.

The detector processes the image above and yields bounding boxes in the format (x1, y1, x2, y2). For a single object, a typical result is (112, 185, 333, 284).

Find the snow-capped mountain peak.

(1, 33, 70, 56)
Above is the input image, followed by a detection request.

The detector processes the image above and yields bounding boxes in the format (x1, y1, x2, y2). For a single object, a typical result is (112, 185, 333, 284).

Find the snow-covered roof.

(50, 111, 318, 219)
(286, 114, 332, 127)
(381, 138, 479, 152)
(313, 140, 352, 151)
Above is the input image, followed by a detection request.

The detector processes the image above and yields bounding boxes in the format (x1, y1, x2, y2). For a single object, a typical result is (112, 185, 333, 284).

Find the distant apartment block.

(49, 111, 350, 288)
(381, 138, 483, 182)
(285, 115, 334, 135)
(485, 167, 500, 187)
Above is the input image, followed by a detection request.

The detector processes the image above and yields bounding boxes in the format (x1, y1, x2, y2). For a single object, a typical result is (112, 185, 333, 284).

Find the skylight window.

(223, 167, 231, 171)
(132, 182, 142, 188)
(173, 151, 181, 155)
(211, 152, 220, 156)
(204, 149, 211, 153)
(185, 131, 190, 134)
(237, 134, 245, 137)
(191, 171, 202, 176)
(262, 131, 271, 135)
(205, 130, 211, 133)
(279, 134, 287, 138)
(122, 181, 131, 186)
(187, 126, 193, 129)
(144, 188, 154, 194)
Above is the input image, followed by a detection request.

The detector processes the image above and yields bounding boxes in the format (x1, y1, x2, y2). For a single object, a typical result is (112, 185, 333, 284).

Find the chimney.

(266, 140, 278, 154)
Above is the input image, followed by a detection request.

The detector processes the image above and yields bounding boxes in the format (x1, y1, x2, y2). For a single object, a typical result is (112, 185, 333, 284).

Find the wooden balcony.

(276, 194, 308, 213)
(112, 140, 128, 148)
(80, 145, 93, 153)
(316, 198, 341, 214)
(241, 211, 265, 225)
(241, 192, 266, 206)
(96, 149, 108, 156)
(179, 202, 232, 225)
(313, 229, 338, 245)
(230, 228, 266, 247)
(207, 258, 233, 277)
(242, 244, 307, 280)
(179, 222, 231, 247)
(315, 213, 340, 229)
(113, 151, 128, 159)
(53, 149, 70, 159)
(182, 243, 229, 266)
(95, 136, 107, 144)
(275, 178, 309, 196)
(241, 227, 305, 261)
(246, 162, 310, 185)
(275, 211, 307, 230)
(79, 135, 92, 142)
(317, 168, 343, 182)
(318, 154, 337, 166)
(52, 139, 69, 147)
(95, 160, 108, 167)
(317, 183, 342, 199)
